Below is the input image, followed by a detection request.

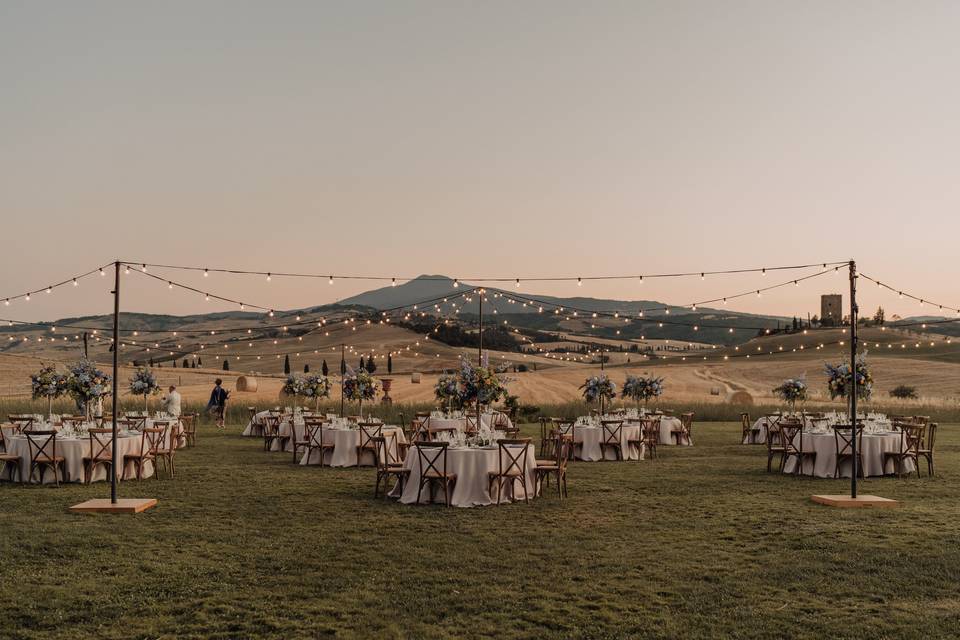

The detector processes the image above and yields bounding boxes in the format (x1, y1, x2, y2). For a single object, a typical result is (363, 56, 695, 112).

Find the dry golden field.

(3, 322, 959, 411)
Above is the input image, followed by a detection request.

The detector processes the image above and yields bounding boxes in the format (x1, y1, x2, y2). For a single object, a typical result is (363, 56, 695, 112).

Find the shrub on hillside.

(889, 385, 918, 400)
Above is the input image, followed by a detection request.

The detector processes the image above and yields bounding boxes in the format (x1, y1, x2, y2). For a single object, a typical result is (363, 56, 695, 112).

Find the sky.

(1, 0, 958, 323)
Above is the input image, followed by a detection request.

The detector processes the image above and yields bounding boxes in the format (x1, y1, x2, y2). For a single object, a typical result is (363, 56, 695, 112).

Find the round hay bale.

(410, 372, 422, 384)
(726, 390, 754, 405)
(236, 376, 258, 392)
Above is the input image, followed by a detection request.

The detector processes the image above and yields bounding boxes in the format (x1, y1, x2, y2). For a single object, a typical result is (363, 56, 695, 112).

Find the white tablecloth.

(782, 431, 916, 478)
(419, 413, 514, 434)
(654, 417, 690, 445)
(571, 425, 643, 461)
(299, 426, 406, 467)
(5, 433, 155, 483)
(397, 444, 536, 507)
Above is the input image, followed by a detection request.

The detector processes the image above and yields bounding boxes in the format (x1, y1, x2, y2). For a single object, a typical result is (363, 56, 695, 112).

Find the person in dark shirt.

(207, 378, 230, 430)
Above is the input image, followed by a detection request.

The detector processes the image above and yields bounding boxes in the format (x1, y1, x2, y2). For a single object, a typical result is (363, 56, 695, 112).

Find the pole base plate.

(811, 494, 899, 508)
(69, 498, 158, 514)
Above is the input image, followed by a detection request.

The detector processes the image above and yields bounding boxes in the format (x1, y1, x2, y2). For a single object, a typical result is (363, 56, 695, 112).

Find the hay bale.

(726, 390, 754, 405)
(710, 387, 721, 396)
(236, 376, 258, 392)
(410, 372, 422, 384)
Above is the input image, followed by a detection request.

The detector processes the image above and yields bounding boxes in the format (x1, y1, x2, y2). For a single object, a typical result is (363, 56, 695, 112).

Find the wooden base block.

(811, 494, 899, 508)
(69, 498, 158, 514)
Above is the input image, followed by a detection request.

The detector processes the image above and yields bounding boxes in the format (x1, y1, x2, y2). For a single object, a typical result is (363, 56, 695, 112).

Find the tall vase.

(47, 396, 53, 421)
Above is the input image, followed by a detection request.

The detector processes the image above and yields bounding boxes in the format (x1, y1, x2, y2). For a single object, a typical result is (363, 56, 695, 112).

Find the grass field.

(0, 419, 958, 639)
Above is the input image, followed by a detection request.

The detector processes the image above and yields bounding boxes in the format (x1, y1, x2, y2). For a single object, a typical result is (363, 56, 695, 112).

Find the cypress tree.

(284, 354, 291, 374)
(322, 360, 329, 376)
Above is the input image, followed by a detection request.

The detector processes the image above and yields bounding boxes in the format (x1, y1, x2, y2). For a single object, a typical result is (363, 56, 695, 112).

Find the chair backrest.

(375, 431, 404, 469)
(180, 413, 197, 434)
(141, 427, 166, 457)
(554, 434, 572, 470)
(552, 418, 574, 436)
(898, 424, 924, 455)
(415, 441, 449, 477)
(496, 438, 530, 477)
(358, 423, 383, 450)
(304, 419, 327, 448)
(9, 415, 34, 432)
(600, 420, 623, 444)
(491, 412, 510, 429)
(832, 424, 863, 457)
(26, 430, 57, 463)
(463, 414, 477, 433)
(87, 428, 114, 460)
(912, 416, 930, 427)
(779, 422, 804, 454)
(118, 418, 140, 431)
(680, 413, 694, 431)
(263, 414, 281, 435)
(62, 416, 85, 429)
(641, 417, 660, 444)
(925, 423, 938, 451)
(740, 412, 751, 430)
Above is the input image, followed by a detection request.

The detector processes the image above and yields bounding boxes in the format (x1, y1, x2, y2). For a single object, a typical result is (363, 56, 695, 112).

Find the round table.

(782, 431, 914, 477)
(396, 444, 536, 507)
(5, 432, 154, 483)
(571, 424, 643, 461)
(299, 426, 406, 467)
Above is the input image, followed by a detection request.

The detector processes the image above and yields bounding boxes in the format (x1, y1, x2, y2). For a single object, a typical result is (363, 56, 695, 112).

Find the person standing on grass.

(161, 385, 182, 417)
(207, 378, 230, 430)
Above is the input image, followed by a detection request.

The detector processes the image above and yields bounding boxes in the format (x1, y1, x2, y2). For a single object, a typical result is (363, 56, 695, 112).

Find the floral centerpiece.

(581, 374, 617, 413)
(456, 359, 509, 407)
(66, 359, 111, 420)
(342, 368, 380, 417)
(31, 364, 68, 419)
(302, 374, 332, 410)
(129, 367, 161, 412)
(773, 377, 807, 413)
(825, 352, 872, 418)
(434, 373, 461, 412)
(621, 374, 664, 410)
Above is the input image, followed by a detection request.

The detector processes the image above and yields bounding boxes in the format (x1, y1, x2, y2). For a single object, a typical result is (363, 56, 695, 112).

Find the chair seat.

(124, 453, 153, 460)
(34, 455, 65, 463)
(535, 463, 560, 471)
(385, 465, 409, 473)
(0, 454, 20, 461)
(310, 443, 335, 449)
(489, 470, 524, 478)
(82, 456, 113, 462)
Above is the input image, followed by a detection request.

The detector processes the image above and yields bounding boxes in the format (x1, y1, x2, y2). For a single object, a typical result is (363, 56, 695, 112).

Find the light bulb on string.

(99, 268, 105, 276)
(578, 277, 582, 286)
(266, 273, 271, 282)
(46, 286, 51, 294)
(72, 279, 78, 287)
(515, 278, 520, 288)
(124, 266, 130, 275)
(204, 268, 209, 277)
(141, 264, 147, 273)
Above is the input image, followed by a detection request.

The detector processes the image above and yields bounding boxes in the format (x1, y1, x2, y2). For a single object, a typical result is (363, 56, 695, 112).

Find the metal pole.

(848, 260, 858, 499)
(110, 260, 120, 505)
(478, 289, 483, 366)
(83, 332, 89, 359)
(340, 343, 345, 418)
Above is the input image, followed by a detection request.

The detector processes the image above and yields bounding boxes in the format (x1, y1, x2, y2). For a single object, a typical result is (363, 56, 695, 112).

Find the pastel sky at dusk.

(2, 1, 958, 322)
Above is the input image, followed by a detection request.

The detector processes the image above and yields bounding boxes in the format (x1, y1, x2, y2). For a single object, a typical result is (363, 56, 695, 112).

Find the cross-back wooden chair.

(123, 427, 164, 481)
(262, 414, 282, 451)
(488, 438, 531, 505)
(884, 423, 923, 478)
(26, 430, 66, 486)
(61, 415, 86, 430)
(918, 423, 938, 476)
(552, 419, 577, 460)
(246, 407, 263, 437)
(411, 413, 431, 442)
(0, 429, 21, 482)
(779, 420, 815, 475)
(152, 423, 176, 479)
(302, 419, 333, 466)
(293, 417, 320, 463)
(535, 434, 571, 498)
(357, 422, 383, 466)
(373, 432, 410, 499)
(491, 411, 518, 438)
(538, 417, 557, 458)
(599, 420, 625, 461)
(832, 425, 864, 479)
(764, 417, 786, 472)
(463, 414, 478, 435)
(673, 413, 694, 445)
(740, 412, 753, 443)
(414, 442, 457, 506)
(117, 418, 141, 432)
(9, 415, 34, 433)
(82, 428, 114, 484)
(641, 417, 660, 460)
(180, 413, 197, 447)
(124, 414, 147, 430)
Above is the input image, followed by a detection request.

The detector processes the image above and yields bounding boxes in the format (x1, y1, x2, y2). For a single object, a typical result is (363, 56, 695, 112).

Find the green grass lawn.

(0, 422, 957, 639)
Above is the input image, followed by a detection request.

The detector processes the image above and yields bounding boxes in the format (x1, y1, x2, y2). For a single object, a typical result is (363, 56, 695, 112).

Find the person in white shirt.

(161, 385, 182, 417)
